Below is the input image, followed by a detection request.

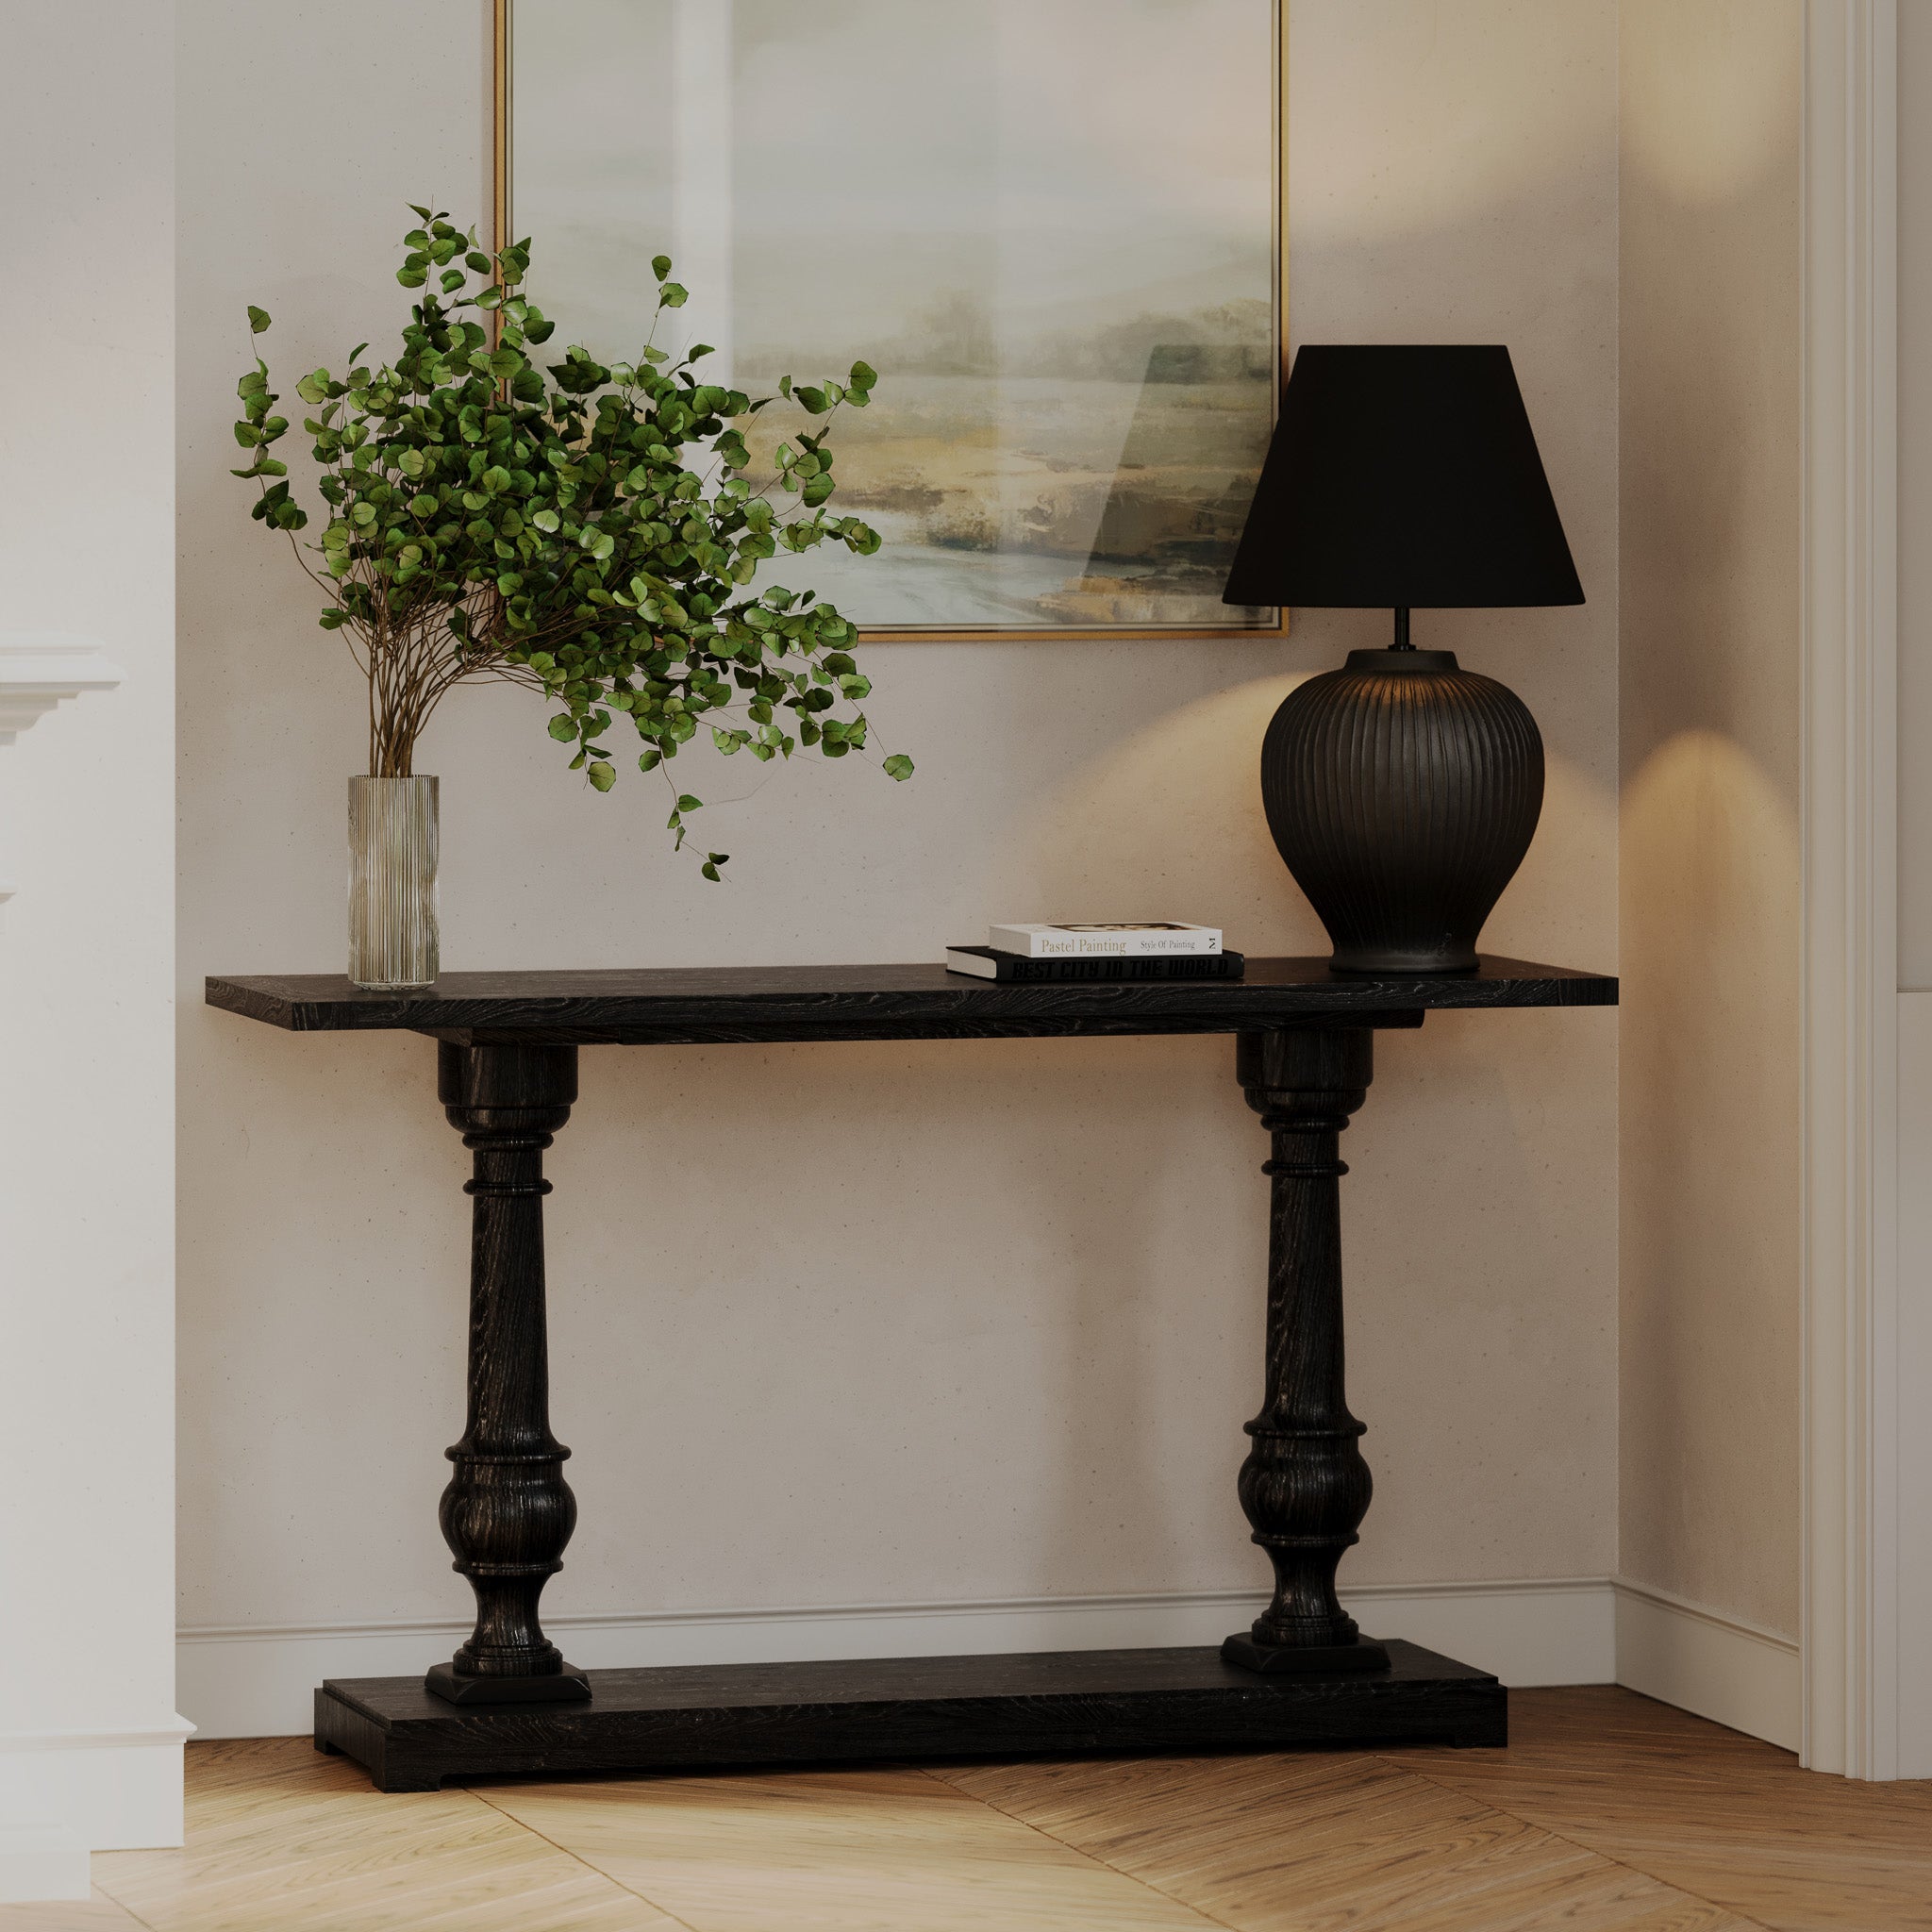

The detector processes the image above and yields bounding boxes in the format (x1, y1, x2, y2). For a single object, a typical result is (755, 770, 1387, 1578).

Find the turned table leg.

(1223, 1027, 1390, 1675)
(425, 1041, 591, 1706)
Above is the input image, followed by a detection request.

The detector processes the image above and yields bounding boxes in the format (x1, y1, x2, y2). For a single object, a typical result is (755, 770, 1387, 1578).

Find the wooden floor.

(8, 1688, 1929, 1931)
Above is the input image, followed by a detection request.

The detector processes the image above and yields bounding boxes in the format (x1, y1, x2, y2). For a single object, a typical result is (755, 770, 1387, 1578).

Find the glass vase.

(348, 774, 439, 990)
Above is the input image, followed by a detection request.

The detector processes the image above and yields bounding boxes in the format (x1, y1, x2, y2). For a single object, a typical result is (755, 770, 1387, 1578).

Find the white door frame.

(1800, 0, 1915, 1779)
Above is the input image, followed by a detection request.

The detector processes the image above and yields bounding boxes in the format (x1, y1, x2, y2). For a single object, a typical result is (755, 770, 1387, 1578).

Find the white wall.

(0, 0, 186, 1886)
(175, 0, 1620, 1735)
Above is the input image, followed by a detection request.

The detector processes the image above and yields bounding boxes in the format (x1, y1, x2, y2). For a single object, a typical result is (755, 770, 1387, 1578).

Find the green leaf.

(247, 305, 272, 333)
(849, 359, 877, 389)
(652, 253, 672, 279)
(883, 754, 914, 781)
(227, 216, 901, 875)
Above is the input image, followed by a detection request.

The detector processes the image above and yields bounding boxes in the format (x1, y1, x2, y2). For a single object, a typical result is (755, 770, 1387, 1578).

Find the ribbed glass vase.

(347, 775, 439, 990)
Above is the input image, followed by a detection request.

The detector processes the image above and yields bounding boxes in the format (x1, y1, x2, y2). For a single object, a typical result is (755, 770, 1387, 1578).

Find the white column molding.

(0, 634, 125, 745)
(0, 634, 125, 901)
(1801, 0, 1901, 1778)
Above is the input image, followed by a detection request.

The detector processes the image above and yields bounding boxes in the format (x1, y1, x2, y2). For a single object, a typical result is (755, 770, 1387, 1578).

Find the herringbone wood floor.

(7, 1688, 1929, 1931)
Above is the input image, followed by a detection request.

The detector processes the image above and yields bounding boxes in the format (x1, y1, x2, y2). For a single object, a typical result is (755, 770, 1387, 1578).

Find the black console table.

(207, 956, 1615, 1791)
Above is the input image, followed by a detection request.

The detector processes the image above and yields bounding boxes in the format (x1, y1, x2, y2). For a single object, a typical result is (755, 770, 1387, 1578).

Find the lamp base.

(1260, 647, 1543, 974)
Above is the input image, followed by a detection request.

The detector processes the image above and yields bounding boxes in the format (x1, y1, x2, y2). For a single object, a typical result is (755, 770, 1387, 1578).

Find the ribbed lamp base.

(1260, 648, 1543, 974)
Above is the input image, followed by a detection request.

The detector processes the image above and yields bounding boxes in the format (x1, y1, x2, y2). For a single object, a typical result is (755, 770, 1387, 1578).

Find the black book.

(943, 946, 1246, 983)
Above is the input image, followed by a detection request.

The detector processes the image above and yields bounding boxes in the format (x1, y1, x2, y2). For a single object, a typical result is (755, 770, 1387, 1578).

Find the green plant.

(234, 208, 909, 878)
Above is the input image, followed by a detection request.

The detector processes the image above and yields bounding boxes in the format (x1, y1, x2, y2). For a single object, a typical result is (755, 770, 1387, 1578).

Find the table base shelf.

(313, 1639, 1506, 1791)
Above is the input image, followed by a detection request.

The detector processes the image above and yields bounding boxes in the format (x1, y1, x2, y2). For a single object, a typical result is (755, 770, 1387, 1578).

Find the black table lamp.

(1224, 344, 1583, 973)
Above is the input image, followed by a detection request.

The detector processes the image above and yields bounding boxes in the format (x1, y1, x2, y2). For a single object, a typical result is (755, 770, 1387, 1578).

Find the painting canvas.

(505, 0, 1280, 637)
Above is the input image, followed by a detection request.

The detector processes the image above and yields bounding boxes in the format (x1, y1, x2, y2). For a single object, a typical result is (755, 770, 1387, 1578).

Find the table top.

(206, 956, 1617, 1046)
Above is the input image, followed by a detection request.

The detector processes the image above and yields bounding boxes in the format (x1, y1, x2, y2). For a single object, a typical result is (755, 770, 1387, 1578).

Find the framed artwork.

(498, 0, 1283, 641)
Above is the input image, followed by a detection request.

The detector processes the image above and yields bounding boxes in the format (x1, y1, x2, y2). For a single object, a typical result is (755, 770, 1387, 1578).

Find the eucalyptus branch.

(230, 210, 910, 874)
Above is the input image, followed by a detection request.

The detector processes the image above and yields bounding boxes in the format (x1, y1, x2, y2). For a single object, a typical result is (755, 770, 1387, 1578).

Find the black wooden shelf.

(208, 954, 1616, 1045)
(316, 1640, 1504, 1792)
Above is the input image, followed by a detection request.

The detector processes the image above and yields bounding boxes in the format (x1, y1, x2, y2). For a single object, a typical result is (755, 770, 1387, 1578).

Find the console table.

(207, 955, 1615, 1791)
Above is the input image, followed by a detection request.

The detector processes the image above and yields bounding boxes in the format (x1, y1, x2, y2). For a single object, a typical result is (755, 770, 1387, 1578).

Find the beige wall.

(175, 0, 1618, 1671)
(1617, 0, 1804, 1636)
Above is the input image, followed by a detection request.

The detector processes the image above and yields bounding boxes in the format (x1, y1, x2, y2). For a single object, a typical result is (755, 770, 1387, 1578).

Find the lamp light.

(1225, 345, 1583, 973)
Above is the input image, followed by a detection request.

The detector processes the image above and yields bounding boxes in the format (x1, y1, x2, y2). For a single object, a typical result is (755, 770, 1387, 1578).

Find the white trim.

(0, 632, 125, 902)
(0, 1828, 88, 1907)
(0, 1724, 191, 1857)
(1893, 994, 1932, 1772)
(0, 635, 125, 745)
(177, 1578, 1617, 1740)
(1613, 1579, 1803, 1753)
(1802, 0, 1902, 1779)
(0, 1723, 194, 1752)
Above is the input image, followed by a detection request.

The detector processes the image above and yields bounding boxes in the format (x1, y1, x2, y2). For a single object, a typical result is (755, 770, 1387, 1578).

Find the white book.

(986, 922, 1223, 959)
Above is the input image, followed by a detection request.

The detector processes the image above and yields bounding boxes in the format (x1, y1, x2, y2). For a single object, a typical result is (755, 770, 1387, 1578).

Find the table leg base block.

(314, 1637, 1506, 1792)
(1220, 1634, 1391, 1674)
(424, 1660, 592, 1706)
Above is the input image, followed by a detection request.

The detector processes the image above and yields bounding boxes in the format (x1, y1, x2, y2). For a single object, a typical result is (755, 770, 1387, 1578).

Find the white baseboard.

(176, 1579, 1806, 1757)
(0, 1724, 192, 1866)
(0, 1827, 88, 1906)
(178, 1577, 1617, 1740)
(1612, 1577, 1802, 1752)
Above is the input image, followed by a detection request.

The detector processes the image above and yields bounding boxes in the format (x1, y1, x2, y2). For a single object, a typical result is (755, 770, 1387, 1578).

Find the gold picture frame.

(494, 0, 1285, 644)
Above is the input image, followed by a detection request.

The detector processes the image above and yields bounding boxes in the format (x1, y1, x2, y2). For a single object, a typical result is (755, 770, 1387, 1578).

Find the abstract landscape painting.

(508, 0, 1279, 635)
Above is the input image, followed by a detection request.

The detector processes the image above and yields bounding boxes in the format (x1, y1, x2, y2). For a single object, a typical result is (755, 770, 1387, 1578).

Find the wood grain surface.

(1402, 1685, 1932, 1931)
(79, 1737, 673, 1932)
(3, 1690, 1913, 1931)
(204, 954, 1616, 1045)
(316, 1641, 1504, 1790)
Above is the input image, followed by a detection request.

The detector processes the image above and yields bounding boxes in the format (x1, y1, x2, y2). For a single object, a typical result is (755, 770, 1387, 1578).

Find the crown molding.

(0, 634, 125, 747)
(0, 633, 126, 900)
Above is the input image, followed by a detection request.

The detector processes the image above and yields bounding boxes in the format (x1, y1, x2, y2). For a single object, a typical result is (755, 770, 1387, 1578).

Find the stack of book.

(943, 923, 1243, 982)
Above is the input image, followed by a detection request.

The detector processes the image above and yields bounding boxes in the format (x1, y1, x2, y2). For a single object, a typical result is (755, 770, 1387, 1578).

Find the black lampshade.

(1224, 344, 1583, 609)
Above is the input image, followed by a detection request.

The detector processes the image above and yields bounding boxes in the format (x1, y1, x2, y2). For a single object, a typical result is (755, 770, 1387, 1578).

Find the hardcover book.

(986, 922, 1223, 959)
(945, 947, 1245, 983)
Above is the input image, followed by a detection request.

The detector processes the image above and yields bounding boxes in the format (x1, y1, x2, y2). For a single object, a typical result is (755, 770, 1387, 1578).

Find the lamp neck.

(1391, 608, 1413, 651)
